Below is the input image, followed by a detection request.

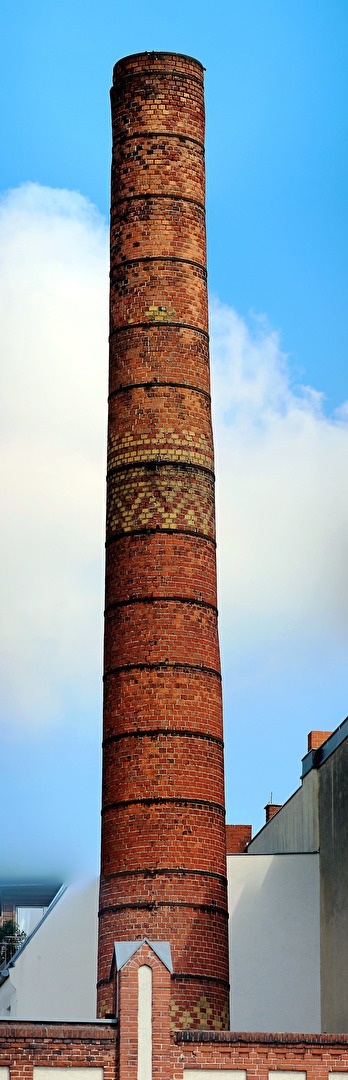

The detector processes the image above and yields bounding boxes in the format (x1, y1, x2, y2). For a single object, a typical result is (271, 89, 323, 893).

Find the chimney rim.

(113, 51, 205, 75)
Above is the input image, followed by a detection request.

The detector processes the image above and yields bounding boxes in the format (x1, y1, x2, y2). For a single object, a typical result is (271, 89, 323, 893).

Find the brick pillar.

(116, 941, 172, 1080)
(97, 51, 229, 1031)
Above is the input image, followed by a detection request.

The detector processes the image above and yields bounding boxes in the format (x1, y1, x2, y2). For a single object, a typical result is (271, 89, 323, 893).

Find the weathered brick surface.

(100, 803, 227, 876)
(110, 261, 208, 333)
(111, 137, 205, 205)
(111, 199, 206, 265)
(103, 666, 223, 741)
(105, 533, 217, 606)
(102, 733, 225, 805)
(172, 1030, 348, 1077)
(226, 824, 252, 853)
(3, 1020, 348, 1080)
(0, 1022, 116, 1078)
(107, 384, 214, 471)
(98, 51, 229, 1026)
(104, 601, 220, 670)
(2, 1021, 348, 1079)
(109, 326, 211, 394)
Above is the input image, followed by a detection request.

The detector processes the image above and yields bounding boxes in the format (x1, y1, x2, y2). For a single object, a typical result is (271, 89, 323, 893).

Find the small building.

(228, 719, 348, 1034)
(0, 880, 98, 1019)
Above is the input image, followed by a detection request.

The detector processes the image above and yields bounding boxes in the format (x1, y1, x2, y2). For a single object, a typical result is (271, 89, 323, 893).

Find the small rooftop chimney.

(265, 802, 282, 823)
(308, 730, 333, 752)
(226, 824, 252, 854)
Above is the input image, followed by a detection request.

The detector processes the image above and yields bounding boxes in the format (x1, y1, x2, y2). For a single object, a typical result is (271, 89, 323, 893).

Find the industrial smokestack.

(97, 51, 229, 1030)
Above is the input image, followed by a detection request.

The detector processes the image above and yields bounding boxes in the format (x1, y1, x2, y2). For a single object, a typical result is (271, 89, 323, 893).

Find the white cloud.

(0, 183, 108, 734)
(1, 186, 347, 738)
(210, 297, 348, 655)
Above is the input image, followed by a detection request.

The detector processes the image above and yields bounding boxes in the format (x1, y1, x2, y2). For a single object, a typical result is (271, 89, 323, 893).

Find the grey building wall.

(247, 727, 348, 1035)
(248, 769, 319, 855)
(319, 737, 348, 1034)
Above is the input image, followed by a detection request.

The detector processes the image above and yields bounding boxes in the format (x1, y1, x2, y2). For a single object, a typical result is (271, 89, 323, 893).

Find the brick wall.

(0, 1023, 116, 1080)
(172, 1030, 348, 1078)
(2, 1020, 348, 1080)
(97, 51, 229, 1028)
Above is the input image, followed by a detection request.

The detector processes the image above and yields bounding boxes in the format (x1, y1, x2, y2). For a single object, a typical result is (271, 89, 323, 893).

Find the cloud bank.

(0, 184, 108, 735)
(210, 298, 348, 656)
(1, 183, 347, 741)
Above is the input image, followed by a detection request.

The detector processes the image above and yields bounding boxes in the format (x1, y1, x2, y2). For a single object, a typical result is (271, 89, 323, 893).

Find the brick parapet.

(0, 1021, 117, 1078)
(172, 1029, 348, 1080)
(2, 1021, 348, 1080)
(174, 1029, 348, 1044)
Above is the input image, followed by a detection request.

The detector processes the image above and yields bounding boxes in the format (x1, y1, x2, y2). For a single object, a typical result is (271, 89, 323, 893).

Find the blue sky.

(1, 0, 347, 881)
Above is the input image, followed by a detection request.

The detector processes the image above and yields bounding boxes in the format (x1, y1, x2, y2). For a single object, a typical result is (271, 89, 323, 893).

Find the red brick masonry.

(226, 824, 252, 853)
(308, 729, 333, 751)
(2, 1021, 348, 1080)
(0, 1022, 116, 1080)
(98, 51, 229, 1027)
(173, 1029, 348, 1078)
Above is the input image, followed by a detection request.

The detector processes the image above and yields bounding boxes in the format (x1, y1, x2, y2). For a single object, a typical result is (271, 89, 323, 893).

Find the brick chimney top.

(264, 802, 282, 823)
(308, 730, 333, 752)
(226, 824, 252, 854)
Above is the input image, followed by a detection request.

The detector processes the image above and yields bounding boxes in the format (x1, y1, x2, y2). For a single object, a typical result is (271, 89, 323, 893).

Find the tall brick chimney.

(97, 51, 229, 1031)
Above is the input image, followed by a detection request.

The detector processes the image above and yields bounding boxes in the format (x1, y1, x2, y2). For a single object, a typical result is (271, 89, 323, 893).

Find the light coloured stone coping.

(0, 1070, 10, 1080)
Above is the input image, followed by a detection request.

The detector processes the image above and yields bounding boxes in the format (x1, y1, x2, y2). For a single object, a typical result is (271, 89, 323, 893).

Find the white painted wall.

(0, 878, 98, 1020)
(228, 853, 320, 1033)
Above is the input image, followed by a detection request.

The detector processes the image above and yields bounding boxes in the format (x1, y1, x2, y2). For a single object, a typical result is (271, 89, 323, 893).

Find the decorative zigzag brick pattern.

(106, 465, 215, 539)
